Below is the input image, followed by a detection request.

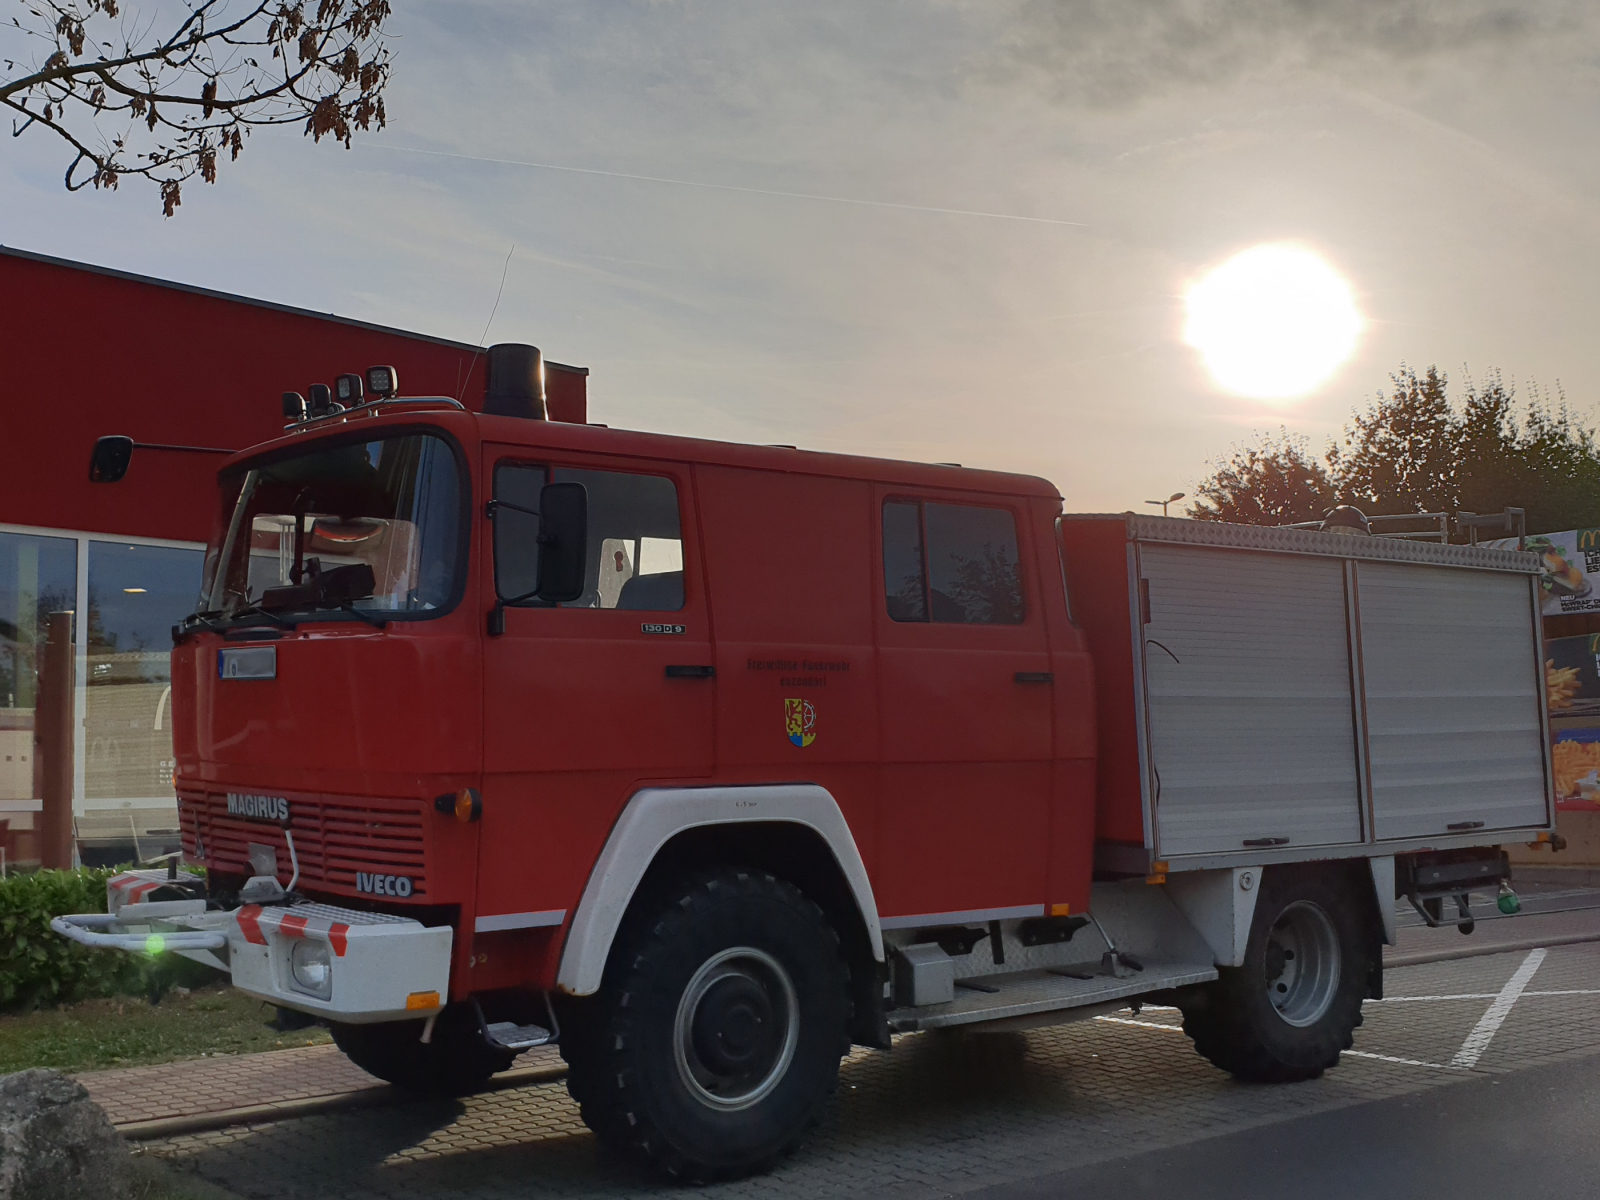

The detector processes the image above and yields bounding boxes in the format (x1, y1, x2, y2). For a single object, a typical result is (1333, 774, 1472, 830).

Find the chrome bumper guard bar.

(51, 900, 230, 954)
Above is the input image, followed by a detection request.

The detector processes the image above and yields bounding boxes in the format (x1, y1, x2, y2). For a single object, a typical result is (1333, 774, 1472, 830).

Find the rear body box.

(1059, 514, 1555, 875)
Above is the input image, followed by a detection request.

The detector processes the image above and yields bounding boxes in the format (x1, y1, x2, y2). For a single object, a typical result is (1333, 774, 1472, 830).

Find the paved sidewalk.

(79, 1042, 564, 1133)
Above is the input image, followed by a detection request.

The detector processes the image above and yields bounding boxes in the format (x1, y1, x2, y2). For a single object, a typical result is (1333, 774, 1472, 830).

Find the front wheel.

(1177, 865, 1372, 1082)
(569, 868, 850, 1182)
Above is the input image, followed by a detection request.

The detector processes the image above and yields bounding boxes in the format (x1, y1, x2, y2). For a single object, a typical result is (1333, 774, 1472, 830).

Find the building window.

(85, 542, 205, 805)
(0, 533, 77, 840)
(2, 525, 203, 867)
(882, 499, 1025, 624)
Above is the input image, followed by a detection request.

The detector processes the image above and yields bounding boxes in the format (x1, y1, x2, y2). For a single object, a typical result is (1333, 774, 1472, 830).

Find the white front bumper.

(228, 901, 452, 1023)
(56, 873, 453, 1025)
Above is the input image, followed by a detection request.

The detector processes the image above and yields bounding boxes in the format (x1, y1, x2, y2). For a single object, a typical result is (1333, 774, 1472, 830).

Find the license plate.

(218, 646, 277, 680)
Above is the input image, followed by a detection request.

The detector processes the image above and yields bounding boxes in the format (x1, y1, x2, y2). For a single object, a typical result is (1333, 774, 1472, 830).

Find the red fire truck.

(57, 345, 1555, 1181)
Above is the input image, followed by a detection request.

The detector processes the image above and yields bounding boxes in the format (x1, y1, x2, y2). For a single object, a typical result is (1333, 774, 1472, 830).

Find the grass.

(0, 984, 331, 1075)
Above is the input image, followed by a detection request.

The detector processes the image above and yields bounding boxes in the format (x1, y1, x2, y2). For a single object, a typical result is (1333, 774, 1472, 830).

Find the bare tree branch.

(2, 0, 390, 215)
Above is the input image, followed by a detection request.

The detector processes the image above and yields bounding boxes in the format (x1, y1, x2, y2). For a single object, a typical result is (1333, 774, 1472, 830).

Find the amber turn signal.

(434, 788, 482, 823)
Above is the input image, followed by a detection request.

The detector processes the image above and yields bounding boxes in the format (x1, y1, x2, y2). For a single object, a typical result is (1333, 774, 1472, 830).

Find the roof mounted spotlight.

(282, 391, 308, 423)
(1320, 505, 1372, 536)
(306, 383, 335, 417)
(334, 373, 365, 407)
(366, 365, 399, 399)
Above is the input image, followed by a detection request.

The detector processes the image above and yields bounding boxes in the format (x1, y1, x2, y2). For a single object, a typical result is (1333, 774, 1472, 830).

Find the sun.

(1183, 245, 1363, 401)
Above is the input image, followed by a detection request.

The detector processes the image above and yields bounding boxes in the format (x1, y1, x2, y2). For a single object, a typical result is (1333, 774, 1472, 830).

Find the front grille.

(180, 789, 428, 899)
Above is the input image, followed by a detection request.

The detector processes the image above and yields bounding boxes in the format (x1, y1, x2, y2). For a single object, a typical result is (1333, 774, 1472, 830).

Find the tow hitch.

(1399, 849, 1515, 935)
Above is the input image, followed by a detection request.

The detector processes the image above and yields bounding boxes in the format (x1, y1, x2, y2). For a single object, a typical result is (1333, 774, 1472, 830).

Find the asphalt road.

(973, 1051, 1600, 1200)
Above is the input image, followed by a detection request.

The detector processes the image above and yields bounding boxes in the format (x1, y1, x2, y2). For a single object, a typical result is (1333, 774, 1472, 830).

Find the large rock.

(0, 1070, 135, 1200)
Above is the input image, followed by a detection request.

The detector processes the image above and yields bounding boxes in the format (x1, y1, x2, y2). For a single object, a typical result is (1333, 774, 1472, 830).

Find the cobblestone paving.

(139, 940, 1600, 1200)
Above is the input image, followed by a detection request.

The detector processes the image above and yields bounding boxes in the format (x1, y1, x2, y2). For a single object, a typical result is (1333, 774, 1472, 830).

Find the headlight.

(289, 938, 333, 1000)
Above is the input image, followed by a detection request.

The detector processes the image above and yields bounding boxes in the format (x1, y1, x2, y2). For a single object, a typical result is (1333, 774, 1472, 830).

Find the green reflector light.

(144, 934, 165, 956)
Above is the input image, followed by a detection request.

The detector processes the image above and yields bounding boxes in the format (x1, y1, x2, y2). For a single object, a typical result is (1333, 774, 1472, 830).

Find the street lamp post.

(1145, 492, 1185, 517)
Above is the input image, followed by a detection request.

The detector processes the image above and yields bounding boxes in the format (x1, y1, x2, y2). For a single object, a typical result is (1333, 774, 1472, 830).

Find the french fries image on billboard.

(1548, 659, 1582, 710)
(1552, 739, 1600, 798)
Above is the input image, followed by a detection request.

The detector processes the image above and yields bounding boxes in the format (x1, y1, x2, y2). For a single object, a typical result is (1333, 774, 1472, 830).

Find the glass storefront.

(86, 542, 205, 801)
(1, 532, 78, 865)
(0, 526, 202, 867)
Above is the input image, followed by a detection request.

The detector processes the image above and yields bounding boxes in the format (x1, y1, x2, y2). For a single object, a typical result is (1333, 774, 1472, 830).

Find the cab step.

(886, 957, 1217, 1033)
(484, 1021, 553, 1051)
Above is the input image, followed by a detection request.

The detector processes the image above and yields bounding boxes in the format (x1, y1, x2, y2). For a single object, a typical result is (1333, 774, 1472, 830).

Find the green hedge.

(0, 868, 219, 1013)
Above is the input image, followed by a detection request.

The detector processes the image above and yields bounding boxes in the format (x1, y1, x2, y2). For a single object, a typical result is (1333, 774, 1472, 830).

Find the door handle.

(1014, 671, 1053, 684)
(665, 665, 716, 679)
(1242, 837, 1289, 847)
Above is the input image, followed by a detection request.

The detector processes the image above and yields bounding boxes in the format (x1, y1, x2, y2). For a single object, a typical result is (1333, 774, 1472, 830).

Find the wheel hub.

(1264, 900, 1341, 1028)
(674, 946, 799, 1111)
(691, 975, 776, 1073)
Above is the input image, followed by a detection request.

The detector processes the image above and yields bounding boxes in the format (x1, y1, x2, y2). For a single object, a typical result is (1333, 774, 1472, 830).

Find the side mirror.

(534, 482, 588, 603)
(490, 481, 589, 619)
(89, 436, 135, 483)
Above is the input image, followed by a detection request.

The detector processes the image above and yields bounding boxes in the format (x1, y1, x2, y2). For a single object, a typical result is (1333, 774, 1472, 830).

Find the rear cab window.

(881, 498, 1025, 624)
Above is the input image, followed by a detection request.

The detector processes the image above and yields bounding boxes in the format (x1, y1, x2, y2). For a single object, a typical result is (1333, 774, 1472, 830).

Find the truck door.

(873, 489, 1053, 922)
(475, 448, 714, 932)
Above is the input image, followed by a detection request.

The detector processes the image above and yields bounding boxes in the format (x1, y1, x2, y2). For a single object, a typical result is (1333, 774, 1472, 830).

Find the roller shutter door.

(1357, 562, 1548, 840)
(1141, 546, 1363, 857)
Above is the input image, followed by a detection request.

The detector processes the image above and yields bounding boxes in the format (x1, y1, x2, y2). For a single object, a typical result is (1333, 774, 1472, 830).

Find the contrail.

(368, 144, 1087, 228)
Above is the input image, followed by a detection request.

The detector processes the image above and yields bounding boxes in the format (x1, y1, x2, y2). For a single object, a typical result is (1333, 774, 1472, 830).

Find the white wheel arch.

(556, 784, 885, 996)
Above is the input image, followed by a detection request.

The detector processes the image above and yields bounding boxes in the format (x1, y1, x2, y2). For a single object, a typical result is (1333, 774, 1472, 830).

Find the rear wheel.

(1178, 866, 1371, 1082)
(568, 868, 850, 1182)
(330, 1004, 514, 1095)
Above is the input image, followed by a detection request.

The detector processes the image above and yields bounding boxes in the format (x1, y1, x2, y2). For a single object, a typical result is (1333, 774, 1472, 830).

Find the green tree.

(1189, 365, 1600, 535)
(1326, 365, 1458, 515)
(1188, 428, 1336, 525)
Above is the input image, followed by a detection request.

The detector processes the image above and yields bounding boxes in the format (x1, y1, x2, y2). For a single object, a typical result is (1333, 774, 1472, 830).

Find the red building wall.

(1, 247, 587, 545)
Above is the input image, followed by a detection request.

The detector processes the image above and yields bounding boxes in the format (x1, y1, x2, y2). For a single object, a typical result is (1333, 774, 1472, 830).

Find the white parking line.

(1450, 949, 1546, 1069)
(1093, 1017, 1183, 1032)
(1343, 1050, 1456, 1070)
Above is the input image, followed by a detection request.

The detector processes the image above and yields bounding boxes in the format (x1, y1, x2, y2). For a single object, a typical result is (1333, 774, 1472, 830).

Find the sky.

(5, 0, 1600, 510)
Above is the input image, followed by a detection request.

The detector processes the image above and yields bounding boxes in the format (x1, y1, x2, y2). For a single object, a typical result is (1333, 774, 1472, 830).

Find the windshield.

(201, 432, 464, 620)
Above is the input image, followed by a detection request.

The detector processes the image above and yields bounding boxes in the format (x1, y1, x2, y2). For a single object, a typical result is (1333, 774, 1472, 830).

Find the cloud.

(976, 0, 1587, 106)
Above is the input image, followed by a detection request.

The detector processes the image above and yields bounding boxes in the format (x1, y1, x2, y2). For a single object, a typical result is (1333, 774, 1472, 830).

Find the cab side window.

(494, 463, 684, 611)
(882, 499, 1024, 624)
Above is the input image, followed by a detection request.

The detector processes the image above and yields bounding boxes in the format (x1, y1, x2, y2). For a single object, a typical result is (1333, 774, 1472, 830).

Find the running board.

(886, 958, 1217, 1033)
(484, 1021, 552, 1051)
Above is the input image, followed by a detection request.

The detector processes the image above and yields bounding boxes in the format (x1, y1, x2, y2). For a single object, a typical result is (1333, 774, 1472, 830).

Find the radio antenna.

(459, 243, 515, 402)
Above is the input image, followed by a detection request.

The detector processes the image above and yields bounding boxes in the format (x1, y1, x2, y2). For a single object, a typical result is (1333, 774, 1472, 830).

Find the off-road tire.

(1177, 865, 1371, 1083)
(330, 1004, 514, 1095)
(570, 868, 850, 1182)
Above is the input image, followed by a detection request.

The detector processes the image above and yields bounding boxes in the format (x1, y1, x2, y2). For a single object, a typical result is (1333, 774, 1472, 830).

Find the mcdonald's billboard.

(1486, 529, 1600, 616)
